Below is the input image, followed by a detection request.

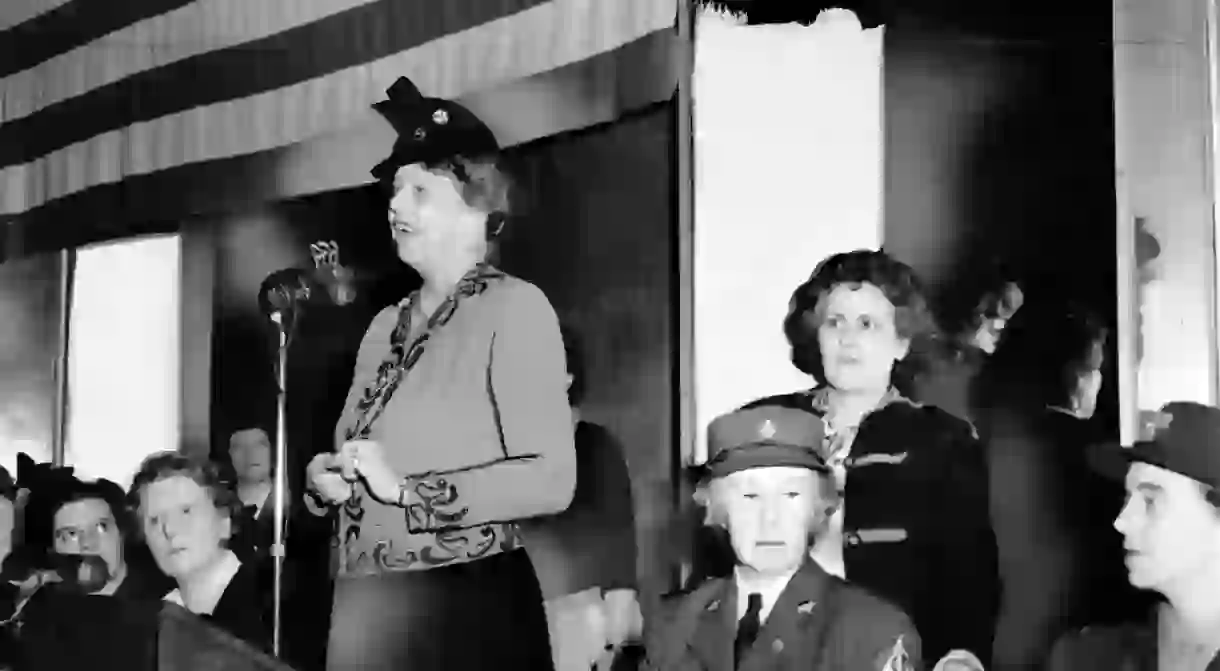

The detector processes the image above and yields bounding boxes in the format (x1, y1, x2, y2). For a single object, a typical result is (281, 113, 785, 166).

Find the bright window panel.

(692, 9, 884, 462)
(65, 235, 181, 489)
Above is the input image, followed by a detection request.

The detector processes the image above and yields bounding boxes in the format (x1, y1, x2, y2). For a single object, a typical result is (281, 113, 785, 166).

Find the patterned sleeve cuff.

(303, 490, 330, 517)
(401, 475, 471, 534)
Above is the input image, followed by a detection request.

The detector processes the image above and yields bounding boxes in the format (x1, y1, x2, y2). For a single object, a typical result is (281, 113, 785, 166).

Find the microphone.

(258, 267, 312, 322)
(257, 240, 357, 322)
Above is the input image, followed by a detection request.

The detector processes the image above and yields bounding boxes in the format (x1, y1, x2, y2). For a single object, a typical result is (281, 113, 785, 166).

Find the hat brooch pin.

(759, 420, 777, 440)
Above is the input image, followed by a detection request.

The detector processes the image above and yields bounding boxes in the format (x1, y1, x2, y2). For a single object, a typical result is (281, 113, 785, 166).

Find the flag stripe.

(0, 0, 74, 31)
(1, 0, 676, 216)
(1, 0, 385, 125)
(0, 0, 198, 79)
(0, 38, 675, 260)
(0, 0, 547, 169)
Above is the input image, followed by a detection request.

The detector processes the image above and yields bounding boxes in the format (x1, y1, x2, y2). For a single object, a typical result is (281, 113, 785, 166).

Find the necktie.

(734, 592, 764, 666)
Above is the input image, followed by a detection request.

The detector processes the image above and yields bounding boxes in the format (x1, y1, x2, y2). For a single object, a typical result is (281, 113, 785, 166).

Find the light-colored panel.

(65, 234, 182, 488)
(1113, 0, 1217, 439)
(692, 8, 884, 463)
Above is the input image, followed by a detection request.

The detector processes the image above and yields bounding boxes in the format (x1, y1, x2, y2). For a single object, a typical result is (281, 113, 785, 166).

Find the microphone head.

(258, 268, 311, 318)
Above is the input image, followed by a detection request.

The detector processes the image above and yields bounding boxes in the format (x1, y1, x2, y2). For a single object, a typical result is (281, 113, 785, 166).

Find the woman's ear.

(895, 337, 912, 362)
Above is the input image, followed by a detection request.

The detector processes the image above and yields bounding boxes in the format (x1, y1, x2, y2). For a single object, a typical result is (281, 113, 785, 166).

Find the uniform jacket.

(742, 391, 1000, 664)
(643, 560, 920, 671)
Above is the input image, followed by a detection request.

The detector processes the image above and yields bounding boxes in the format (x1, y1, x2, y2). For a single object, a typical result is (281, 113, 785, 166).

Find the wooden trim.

(51, 247, 73, 466)
(674, 0, 695, 591)
(1208, 0, 1220, 407)
(179, 222, 215, 460)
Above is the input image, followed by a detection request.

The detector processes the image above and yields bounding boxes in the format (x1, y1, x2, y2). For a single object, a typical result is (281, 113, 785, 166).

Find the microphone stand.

(268, 307, 297, 660)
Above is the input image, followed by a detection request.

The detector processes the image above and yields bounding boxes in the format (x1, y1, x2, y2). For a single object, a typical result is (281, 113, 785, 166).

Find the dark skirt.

(325, 549, 554, 671)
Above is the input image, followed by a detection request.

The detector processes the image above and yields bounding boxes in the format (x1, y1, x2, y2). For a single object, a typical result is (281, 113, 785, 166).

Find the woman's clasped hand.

(308, 440, 404, 505)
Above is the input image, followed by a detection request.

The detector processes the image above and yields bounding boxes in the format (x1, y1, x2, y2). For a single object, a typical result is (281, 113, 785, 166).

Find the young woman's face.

(387, 163, 486, 270)
(815, 283, 910, 393)
(53, 497, 124, 578)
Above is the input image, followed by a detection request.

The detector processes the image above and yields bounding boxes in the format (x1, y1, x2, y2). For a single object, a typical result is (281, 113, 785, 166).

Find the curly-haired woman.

(742, 249, 1000, 669)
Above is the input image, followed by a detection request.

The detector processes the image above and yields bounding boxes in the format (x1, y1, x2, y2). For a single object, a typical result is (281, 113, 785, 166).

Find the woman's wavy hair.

(126, 451, 242, 543)
(782, 249, 940, 392)
(980, 299, 1109, 409)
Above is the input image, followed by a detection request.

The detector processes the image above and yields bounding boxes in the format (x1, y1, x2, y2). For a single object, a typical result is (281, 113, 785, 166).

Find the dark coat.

(643, 560, 920, 671)
(985, 406, 1150, 670)
(742, 392, 1001, 665)
(1047, 609, 1220, 671)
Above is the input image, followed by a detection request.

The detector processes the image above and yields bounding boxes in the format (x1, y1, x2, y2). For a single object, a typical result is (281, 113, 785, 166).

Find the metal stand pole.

(270, 313, 291, 659)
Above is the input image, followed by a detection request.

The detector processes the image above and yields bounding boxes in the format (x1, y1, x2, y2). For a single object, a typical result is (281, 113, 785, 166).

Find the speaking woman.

(304, 76, 576, 671)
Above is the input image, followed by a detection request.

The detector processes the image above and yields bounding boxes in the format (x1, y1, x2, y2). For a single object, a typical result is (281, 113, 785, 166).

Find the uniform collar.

(687, 561, 832, 671)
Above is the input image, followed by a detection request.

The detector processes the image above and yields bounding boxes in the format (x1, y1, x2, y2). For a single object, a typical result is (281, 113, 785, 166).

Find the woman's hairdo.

(691, 473, 839, 536)
(782, 249, 938, 390)
(983, 300, 1108, 408)
(127, 451, 242, 530)
(22, 477, 133, 555)
(422, 154, 512, 239)
(559, 323, 586, 407)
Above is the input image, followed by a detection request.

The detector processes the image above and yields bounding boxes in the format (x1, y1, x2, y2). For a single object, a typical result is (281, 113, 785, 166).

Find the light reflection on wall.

(0, 253, 61, 474)
(692, 9, 884, 463)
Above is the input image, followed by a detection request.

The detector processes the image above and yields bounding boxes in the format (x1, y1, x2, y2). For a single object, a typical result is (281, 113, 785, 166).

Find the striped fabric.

(0, 0, 678, 258)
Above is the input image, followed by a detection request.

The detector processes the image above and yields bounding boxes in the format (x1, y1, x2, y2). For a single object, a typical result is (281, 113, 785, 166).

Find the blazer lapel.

(687, 580, 736, 671)
(738, 561, 832, 671)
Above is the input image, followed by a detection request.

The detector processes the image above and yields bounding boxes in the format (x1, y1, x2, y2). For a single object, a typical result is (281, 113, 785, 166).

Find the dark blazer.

(742, 391, 1000, 665)
(643, 560, 920, 671)
(985, 406, 1149, 670)
(1047, 609, 1220, 671)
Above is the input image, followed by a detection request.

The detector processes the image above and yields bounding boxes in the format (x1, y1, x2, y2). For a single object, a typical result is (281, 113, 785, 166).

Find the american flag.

(0, 0, 677, 259)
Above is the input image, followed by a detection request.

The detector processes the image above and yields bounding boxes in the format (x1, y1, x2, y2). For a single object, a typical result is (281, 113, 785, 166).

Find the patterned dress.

(319, 264, 576, 671)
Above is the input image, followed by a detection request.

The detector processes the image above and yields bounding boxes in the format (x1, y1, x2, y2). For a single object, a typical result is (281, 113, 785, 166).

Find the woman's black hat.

(370, 76, 499, 182)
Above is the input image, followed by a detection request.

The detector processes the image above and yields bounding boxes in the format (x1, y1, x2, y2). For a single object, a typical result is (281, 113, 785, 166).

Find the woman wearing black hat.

(742, 250, 1000, 670)
(304, 77, 575, 670)
(3, 467, 173, 670)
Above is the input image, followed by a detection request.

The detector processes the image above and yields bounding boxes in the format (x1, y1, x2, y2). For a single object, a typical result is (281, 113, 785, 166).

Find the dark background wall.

(0, 252, 62, 474)
(208, 101, 677, 604)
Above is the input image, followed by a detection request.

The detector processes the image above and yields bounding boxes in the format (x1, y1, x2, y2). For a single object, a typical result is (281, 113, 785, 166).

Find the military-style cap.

(705, 405, 829, 478)
(370, 76, 500, 182)
(1090, 401, 1220, 489)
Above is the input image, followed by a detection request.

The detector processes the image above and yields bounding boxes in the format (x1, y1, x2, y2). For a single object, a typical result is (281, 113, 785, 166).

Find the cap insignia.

(413, 127, 427, 141)
(1146, 410, 1174, 440)
(759, 419, 777, 440)
(881, 635, 913, 671)
(432, 108, 449, 125)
